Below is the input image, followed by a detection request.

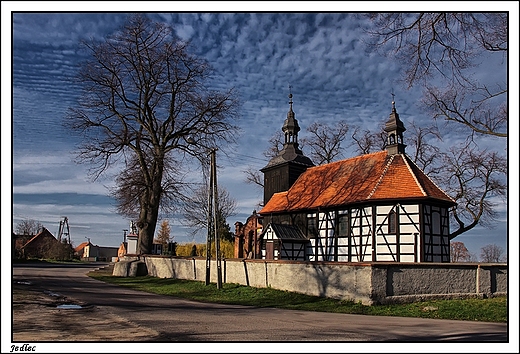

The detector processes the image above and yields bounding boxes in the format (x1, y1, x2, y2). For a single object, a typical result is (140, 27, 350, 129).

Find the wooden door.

(265, 242, 274, 260)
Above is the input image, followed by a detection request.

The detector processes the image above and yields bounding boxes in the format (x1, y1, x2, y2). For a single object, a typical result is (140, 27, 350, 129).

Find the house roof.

(74, 241, 90, 252)
(259, 151, 455, 214)
(21, 228, 58, 249)
(261, 223, 308, 241)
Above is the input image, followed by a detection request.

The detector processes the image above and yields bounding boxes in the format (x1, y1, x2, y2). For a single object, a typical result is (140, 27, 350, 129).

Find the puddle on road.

(14, 281, 32, 285)
(56, 304, 83, 309)
(44, 290, 62, 297)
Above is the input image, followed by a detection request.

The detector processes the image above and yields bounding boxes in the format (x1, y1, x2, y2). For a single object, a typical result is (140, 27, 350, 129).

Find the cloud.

(7, 12, 510, 253)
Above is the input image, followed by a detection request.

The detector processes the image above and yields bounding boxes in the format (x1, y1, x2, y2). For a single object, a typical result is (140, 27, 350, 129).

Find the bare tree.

(243, 166, 264, 189)
(438, 142, 507, 239)
(301, 120, 350, 164)
(242, 130, 283, 192)
(264, 130, 285, 159)
(406, 121, 443, 175)
(350, 126, 386, 155)
(67, 15, 239, 254)
(181, 185, 237, 242)
(450, 241, 471, 262)
(480, 244, 504, 262)
(351, 119, 507, 241)
(15, 219, 43, 235)
(366, 13, 507, 137)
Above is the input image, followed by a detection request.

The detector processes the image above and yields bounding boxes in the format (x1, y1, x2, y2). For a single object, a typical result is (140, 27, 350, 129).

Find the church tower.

(384, 98, 407, 155)
(260, 91, 314, 206)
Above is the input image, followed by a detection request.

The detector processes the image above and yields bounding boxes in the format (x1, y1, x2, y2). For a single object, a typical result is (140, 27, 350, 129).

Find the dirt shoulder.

(11, 266, 159, 342)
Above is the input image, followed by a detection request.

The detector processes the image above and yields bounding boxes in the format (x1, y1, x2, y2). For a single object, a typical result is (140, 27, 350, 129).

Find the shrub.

(175, 239, 235, 258)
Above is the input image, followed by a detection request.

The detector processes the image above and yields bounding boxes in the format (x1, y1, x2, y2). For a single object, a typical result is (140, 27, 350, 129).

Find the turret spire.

(384, 95, 406, 155)
(282, 86, 300, 146)
(289, 85, 294, 112)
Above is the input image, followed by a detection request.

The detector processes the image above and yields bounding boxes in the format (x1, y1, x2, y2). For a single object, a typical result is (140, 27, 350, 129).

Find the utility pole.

(211, 148, 223, 289)
(205, 151, 213, 286)
(187, 136, 222, 289)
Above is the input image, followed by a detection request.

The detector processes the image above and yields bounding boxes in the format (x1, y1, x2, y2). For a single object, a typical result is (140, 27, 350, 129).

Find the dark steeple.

(282, 91, 301, 148)
(261, 89, 314, 205)
(384, 97, 406, 155)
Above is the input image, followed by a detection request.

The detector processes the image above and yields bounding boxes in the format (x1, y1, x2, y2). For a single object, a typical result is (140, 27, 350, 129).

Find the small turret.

(384, 97, 406, 155)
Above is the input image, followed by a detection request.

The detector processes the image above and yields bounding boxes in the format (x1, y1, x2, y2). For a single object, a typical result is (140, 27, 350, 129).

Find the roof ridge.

(367, 153, 394, 199)
(401, 155, 427, 196)
(404, 155, 456, 203)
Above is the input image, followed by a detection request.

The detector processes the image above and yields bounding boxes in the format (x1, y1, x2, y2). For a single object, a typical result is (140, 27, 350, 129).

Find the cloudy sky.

(3, 3, 517, 262)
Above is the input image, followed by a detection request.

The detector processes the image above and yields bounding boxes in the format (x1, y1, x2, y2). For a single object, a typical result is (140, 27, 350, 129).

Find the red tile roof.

(74, 241, 90, 252)
(259, 151, 455, 214)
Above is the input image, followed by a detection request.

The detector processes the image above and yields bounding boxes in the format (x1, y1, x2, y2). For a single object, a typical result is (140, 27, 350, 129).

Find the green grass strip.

(88, 272, 507, 323)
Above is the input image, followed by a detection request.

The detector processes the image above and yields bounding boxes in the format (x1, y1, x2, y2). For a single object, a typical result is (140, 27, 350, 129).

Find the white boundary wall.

(114, 256, 507, 305)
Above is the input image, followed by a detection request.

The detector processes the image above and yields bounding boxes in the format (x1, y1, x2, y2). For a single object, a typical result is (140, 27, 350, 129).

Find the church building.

(236, 92, 456, 263)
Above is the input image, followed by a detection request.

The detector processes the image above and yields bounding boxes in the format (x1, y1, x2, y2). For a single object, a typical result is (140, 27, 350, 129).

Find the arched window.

(388, 210, 397, 234)
(389, 134, 396, 144)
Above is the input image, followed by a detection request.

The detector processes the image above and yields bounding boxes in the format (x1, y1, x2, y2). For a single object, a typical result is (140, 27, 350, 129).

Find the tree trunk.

(137, 164, 163, 254)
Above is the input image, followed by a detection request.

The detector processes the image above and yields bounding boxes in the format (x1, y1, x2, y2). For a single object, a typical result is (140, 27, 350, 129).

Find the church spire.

(384, 95, 406, 155)
(282, 86, 300, 147)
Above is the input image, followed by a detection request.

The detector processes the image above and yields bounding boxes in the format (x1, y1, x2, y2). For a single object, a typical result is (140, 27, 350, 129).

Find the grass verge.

(88, 269, 507, 323)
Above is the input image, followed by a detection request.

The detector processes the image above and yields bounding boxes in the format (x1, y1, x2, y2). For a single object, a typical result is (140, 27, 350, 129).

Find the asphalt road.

(11, 262, 509, 347)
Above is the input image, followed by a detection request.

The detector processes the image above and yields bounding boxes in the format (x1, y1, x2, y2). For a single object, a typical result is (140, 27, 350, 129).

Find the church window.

(388, 210, 397, 234)
(338, 214, 349, 236)
(307, 213, 317, 237)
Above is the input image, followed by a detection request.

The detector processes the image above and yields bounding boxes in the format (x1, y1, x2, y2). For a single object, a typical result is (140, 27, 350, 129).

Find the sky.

(2, 2, 519, 353)
(3, 3, 518, 261)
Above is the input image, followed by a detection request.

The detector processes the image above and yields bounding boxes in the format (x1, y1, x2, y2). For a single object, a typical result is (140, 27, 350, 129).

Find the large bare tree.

(67, 15, 239, 254)
(439, 142, 507, 239)
(301, 120, 350, 164)
(365, 13, 507, 240)
(366, 13, 507, 138)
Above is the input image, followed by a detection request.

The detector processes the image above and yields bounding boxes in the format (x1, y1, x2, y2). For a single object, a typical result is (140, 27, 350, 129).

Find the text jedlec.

(11, 344, 36, 352)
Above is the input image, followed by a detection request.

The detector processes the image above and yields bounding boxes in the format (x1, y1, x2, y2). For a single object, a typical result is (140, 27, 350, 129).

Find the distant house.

(13, 228, 61, 259)
(237, 93, 456, 263)
(74, 241, 118, 261)
(74, 241, 90, 258)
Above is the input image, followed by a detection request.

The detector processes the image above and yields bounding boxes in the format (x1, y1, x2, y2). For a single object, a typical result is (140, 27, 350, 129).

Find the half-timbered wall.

(280, 242, 306, 261)
(422, 204, 450, 262)
(374, 204, 421, 262)
(306, 203, 432, 263)
(264, 203, 450, 263)
(349, 206, 374, 262)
